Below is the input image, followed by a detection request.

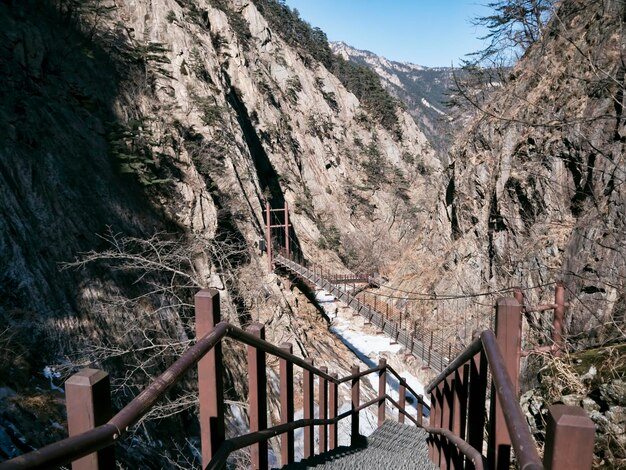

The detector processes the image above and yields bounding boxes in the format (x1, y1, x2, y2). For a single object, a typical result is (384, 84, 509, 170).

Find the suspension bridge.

(266, 202, 568, 374)
(0, 203, 594, 470)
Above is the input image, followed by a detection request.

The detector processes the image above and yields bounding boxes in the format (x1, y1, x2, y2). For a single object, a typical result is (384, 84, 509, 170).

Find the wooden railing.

(0, 289, 430, 470)
(0, 293, 595, 470)
(424, 298, 595, 470)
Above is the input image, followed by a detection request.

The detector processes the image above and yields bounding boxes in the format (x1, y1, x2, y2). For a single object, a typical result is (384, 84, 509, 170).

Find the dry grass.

(539, 353, 590, 401)
(9, 392, 65, 423)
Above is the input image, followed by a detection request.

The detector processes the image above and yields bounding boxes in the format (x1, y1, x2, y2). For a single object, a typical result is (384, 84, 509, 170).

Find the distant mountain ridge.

(331, 41, 457, 155)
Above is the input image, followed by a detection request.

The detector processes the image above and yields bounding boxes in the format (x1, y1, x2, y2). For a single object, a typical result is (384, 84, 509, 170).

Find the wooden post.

(66, 369, 114, 470)
(303, 358, 314, 459)
(279, 343, 294, 466)
(543, 405, 595, 470)
(434, 383, 445, 467)
(196, 290, 224, 467)
(318, 366, 328, 454)
(489, 297, 522, 470)
(398, 378, 406, 424)
(428, 390, 437, 462)
(451, 365, 467, 469)
(351, 365, 360, 446)
(329, 373, 339, 450)
(378, 359, 387, 426)
(247, 323, 267, 470)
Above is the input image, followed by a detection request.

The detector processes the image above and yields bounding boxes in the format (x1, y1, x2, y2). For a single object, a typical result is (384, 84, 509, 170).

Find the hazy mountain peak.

(330, 41, 455, 155)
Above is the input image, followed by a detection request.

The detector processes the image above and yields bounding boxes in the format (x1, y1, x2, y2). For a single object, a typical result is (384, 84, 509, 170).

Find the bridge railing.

(273, 252, 454, 372)
(424, 298, 595, 470)
(0, 289, 432, 470)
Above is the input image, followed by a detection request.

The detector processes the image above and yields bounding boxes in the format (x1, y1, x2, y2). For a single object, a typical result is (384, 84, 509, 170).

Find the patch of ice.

(322, 300, 430, 413)
(315, 290, 336, 303)
(43, 366, 63, 393)
(420, 97, 447, 116)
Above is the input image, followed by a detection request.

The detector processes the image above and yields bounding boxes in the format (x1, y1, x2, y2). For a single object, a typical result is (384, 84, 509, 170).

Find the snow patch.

(324, 300, 430, 413)
(43, 366, 63, 393)
(315, 289, 336, 303)
(420, 97, 447, 116)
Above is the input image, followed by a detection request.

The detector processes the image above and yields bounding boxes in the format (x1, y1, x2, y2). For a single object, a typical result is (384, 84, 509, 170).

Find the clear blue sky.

(283, 1, 491, 67)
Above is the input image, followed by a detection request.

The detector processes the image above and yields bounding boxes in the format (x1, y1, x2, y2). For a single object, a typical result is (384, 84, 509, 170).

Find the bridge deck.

(274, 254, 447, 372)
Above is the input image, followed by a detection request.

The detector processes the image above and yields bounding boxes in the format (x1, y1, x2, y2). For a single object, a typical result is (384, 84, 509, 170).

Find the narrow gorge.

(0, 0, 624, 468)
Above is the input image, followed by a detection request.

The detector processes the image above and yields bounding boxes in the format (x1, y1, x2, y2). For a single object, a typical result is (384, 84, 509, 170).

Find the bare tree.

(470, 0, 556, 66)
(448, 0, 556, 117)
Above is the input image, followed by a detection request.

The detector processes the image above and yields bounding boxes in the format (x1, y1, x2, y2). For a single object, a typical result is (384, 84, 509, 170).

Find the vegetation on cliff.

(252, 0, 401, 133)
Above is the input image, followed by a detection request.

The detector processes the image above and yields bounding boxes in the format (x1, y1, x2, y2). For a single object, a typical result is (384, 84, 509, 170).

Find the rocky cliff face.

(388, 0, 625, 349)
(331, 41, 457, 156)
(0, 0, 440, 465)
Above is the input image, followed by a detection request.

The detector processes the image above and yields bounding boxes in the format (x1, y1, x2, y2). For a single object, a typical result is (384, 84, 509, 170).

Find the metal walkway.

(274, 254, 448, 372)
(278, 421, 437, 469)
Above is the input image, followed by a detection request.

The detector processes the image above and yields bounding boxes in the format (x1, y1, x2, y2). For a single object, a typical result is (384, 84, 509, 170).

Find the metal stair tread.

(277, 421, 437, 469)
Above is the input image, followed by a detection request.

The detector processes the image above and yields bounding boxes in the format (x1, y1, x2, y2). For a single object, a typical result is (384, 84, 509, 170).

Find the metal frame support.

(378, 359, 387, 426)
(65, 369, 114, 470)
(279, 343, 294, 466)
(489, 297, 522, 470)
(329, 373, 339, 450)
(553, 282, 566, 357)
(543, 405, 595, 470)
(265, 202, 272, 271)
(284, 201, 290, 257)
(303, 358, 314, 459)
(195, 289, 225, 467)
(265, 201, 292, 269)
(318, 366, 328, 454)
(351, 365, 360, 446)
(247, 323, 268, 470)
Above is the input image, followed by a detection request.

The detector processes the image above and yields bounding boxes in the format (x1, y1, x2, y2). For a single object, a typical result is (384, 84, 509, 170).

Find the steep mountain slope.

(331, 41, 457, 156)
(0, 0, 440, 465)
(388, 0, 625, 348)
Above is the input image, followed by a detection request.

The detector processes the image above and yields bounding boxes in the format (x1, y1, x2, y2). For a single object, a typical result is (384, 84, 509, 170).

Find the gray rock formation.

(0, 0, 440, 466)
(387, 0, 625, 349)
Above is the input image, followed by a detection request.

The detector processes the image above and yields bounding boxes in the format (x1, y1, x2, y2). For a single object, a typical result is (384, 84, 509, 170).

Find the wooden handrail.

(0, 316, 430, 470)
(208, 395, 384, 469)
(481, 330, 542, 470)
(3, 287, 589, 470)
(337, 364, 385, 383)
(424, 323, 543, 470)
(425, 336, 483, 394)
(0, 322, 233, 470)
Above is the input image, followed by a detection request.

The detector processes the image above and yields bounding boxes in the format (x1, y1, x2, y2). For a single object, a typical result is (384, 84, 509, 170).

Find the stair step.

(277, 421, 437, 469)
